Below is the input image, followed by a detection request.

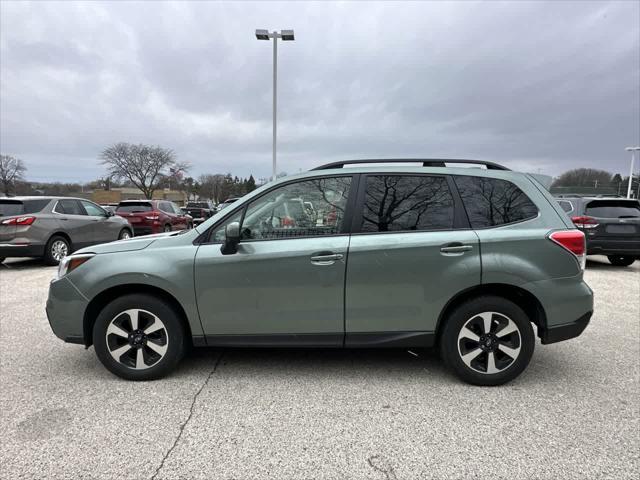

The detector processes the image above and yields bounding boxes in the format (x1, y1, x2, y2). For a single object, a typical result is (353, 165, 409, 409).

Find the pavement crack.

(150, 351, 225, 480)
(367, 455, 397, 480)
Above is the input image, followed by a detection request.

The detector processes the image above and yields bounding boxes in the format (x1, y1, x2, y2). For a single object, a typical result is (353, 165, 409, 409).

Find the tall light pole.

(625, 147, 640, 198)
(256, 29, 295, 182)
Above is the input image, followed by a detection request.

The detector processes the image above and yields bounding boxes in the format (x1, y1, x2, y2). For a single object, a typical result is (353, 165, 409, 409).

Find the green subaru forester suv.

(46, 159, 593, 385)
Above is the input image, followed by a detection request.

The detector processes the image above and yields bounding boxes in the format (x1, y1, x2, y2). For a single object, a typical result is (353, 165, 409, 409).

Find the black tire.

(43, 235, 70, 266)
(93, 294, 186, 381)
(607, 255, 635, 267)
(164, 224, 172, 233)
(118, 228, 132, 240)
(440, 296, 535, 386)
(0, 257, 5, 264)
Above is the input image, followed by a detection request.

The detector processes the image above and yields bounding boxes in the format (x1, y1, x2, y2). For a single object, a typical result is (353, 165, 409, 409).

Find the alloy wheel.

(457, 311, 522, 374)
(105, 309, 169, 370)
(120, 230, 131, 240)
(51, 240, 69, 262)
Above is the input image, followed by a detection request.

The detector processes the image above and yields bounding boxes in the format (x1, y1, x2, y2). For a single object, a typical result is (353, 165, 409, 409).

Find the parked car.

(185, 201, 215, 225)
(0, 197, 132, 265)
(555, 196, 640, 266)
(47, 159, 593, 385)
(115, 200, 192, 236)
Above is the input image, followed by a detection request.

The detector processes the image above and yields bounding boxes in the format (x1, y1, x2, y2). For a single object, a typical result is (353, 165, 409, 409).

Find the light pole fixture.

(255, 29, 295, 182)
(625, 147, 640, 198)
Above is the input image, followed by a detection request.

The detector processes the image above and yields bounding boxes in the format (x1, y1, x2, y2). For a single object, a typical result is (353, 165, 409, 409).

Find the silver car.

(0, 196, 133, 265)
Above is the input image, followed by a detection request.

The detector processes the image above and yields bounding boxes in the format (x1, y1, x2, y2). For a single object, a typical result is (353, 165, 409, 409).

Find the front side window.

(360, 175, 454, 232)
(240, 176, 352, 240)
(454, 176, 538, 228)
(81, 200, 106, 216)
(210, 211, 243, 243)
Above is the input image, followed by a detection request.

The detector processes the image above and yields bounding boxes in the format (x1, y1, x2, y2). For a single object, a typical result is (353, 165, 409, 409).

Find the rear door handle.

(440, 243, 473, 254)
(310, 252, 344, 265)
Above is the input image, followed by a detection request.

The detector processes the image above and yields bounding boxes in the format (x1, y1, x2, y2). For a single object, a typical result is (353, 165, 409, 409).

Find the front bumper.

(46, 276, 88, 344)
(540, 311, 592, 344)
(0, 243, 45, 258)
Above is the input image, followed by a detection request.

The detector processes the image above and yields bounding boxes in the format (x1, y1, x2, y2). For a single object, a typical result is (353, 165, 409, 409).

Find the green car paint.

(46, 162, 593, 375)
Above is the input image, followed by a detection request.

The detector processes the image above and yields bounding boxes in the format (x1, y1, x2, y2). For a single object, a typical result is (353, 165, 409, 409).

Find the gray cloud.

(1, 0, 638, 183)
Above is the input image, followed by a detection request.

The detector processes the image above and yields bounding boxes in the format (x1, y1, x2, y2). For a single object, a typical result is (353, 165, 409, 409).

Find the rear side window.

(454, 176, 538, 228)
(117, 202, 153, 213)
(0, 199, 50, 216)
(557, 200, 574, 213)
(55, 199, 85, 215)
(360, 175, 454, 232)
(585, 200, 640, 218)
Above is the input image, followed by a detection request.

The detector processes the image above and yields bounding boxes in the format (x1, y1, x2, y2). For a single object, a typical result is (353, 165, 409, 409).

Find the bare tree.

(100, 143, 189, 199)
(0, 155, 27, 196)
(552, 168, 612, 188)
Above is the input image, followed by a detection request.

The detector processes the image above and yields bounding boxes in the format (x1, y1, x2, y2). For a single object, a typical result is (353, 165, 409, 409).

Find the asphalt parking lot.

(0, 256, 638, 479)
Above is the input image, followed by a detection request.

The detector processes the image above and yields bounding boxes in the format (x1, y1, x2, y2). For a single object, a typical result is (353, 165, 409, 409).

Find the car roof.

(0, 196, 80, 201)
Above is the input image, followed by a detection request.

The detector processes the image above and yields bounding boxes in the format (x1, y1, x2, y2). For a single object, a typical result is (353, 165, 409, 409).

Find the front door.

(54, 199, 95, 249)
(344, 174, 481, 345)
(194, 175, 353, 345)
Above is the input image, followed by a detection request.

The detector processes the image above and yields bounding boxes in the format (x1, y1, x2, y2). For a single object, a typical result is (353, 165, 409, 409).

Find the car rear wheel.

(44, 235, 70, 266)
(118, 229, 132, 240)
(440, 296, 535, 386)
(607, 255, 635, 267)
(93, 294, 186, 380)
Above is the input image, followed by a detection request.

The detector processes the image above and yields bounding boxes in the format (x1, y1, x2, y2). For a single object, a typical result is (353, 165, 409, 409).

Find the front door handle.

(440, 243, 473, 255)
(310, 252, 344, 265)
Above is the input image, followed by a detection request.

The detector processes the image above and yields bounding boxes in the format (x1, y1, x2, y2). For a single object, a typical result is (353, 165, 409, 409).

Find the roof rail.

(310, 158, 510, 171)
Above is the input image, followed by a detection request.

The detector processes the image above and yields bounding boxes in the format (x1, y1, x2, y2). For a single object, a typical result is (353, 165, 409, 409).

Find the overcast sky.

(1, 0, 639, 183)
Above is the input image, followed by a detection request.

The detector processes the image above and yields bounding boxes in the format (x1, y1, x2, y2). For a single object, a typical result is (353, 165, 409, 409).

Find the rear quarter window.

(0, 199, 50, 216)
(557, 200, 574, 213)
(454, 176, 538, 228)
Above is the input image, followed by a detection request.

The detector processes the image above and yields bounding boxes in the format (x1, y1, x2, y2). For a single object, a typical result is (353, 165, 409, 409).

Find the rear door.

(344, 174, 480, 345)
(583, 199, 640, 254)
(54, 199, 94, 248)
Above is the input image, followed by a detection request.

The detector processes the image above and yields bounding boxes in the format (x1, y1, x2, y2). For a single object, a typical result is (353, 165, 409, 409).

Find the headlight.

(57, 254, 95, 279)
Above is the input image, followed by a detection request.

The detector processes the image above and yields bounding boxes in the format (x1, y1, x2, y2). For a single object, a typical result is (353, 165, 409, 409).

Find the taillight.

(549, 230, 586, 270)
(145, 214, 160, 220)
(0, 215, 36, 226)
(571, 216, 598, 229)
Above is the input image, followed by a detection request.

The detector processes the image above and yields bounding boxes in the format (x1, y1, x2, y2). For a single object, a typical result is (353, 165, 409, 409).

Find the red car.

(115, 200, 192, 236)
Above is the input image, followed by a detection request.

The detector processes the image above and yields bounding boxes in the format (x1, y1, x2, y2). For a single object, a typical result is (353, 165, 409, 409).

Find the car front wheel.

(93, 294, 186, 380)
(440, 296, 535, 386)
(118, 229, 132, 240)
(607, 255, 635, 267)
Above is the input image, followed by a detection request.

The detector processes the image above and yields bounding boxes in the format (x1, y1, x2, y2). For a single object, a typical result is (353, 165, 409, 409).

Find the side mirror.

(220, 221, 241, 255)
(106, 210, 114, 217)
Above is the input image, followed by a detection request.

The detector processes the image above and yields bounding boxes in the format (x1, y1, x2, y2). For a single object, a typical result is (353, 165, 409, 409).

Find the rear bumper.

(132, 225, 162, 236)
(586, 238, 640, 257)
(0, 243, 45, 258)
(540, 311, 592, 344)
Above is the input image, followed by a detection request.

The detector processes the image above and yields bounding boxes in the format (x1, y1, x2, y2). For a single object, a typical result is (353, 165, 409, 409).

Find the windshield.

(585, 200, 640, 218)
(0, 199, 50, 216)
(117, 202, 153, 213)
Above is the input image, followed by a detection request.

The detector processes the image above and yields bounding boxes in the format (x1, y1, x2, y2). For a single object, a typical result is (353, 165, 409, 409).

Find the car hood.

(75, 232, 176, 255)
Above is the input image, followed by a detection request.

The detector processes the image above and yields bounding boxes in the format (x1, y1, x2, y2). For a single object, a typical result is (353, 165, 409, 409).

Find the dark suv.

(115, 200, 192, 236)
(556, 196, 640, 266)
